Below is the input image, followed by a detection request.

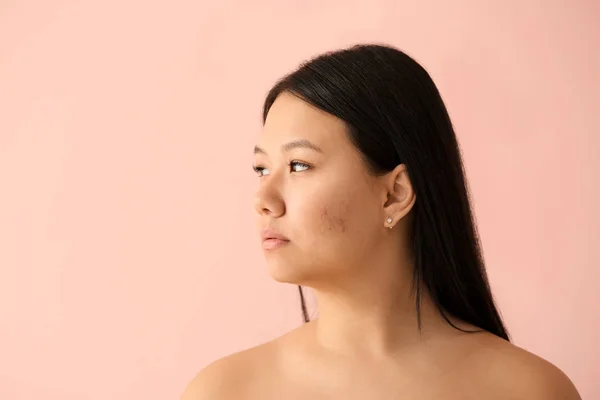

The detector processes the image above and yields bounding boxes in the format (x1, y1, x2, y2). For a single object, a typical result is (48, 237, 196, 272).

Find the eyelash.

(252, 160, 311, 177)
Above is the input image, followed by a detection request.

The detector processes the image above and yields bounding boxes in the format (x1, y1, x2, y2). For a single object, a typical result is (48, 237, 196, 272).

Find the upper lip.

(261, 228, 289, 241)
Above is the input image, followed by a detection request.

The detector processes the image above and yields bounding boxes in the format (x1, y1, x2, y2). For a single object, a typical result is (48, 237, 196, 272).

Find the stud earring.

(386, 217, 393, 228)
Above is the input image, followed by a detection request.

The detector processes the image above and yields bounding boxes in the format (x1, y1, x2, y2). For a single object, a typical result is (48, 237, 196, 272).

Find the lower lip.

(262, 238, 290, 250)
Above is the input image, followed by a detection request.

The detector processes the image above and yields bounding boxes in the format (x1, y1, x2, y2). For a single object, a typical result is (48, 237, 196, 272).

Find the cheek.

(288, 190, 352, 239)
(318, 200, 349, 234)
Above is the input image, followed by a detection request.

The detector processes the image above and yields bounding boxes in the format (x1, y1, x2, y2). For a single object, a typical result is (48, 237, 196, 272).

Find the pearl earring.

(386, 217, 393, 228)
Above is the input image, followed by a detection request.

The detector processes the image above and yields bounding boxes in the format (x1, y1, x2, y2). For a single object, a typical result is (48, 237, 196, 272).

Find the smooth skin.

(182, 92, 581, 400)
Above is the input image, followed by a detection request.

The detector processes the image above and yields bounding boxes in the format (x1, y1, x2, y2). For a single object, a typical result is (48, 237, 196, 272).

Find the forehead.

(260, 92, 350, 151)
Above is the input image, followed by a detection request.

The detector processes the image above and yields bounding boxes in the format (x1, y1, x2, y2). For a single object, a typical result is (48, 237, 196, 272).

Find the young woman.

(182, 43, 581, 399)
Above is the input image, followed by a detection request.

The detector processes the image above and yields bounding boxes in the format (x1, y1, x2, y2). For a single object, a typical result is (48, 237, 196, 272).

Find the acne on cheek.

(318, 200, 350, 234)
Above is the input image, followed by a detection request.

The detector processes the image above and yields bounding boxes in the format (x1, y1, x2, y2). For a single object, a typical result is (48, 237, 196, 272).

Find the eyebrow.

(253, 139, 324, 155)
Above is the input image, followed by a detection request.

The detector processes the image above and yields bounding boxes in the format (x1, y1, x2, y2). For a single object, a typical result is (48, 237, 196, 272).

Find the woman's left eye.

(289, 161, 311, 172)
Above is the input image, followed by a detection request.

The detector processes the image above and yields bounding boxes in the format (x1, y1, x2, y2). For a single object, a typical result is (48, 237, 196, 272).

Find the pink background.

(0, 1, 598, 399)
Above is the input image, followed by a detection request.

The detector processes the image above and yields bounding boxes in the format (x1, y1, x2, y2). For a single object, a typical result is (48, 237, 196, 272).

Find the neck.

(306, 248, 447, 359)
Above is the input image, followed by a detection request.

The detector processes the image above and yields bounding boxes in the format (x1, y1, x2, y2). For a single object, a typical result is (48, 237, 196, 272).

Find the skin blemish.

(319, 201, 349, 234)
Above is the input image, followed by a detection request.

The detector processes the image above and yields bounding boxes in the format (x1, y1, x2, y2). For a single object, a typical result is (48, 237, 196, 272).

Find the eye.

(252, 161, 311, 177)
(252, 165, 269, 177)
(289, 160, 311, 173)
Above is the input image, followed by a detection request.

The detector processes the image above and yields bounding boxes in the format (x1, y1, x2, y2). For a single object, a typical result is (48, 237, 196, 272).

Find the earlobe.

(386, 216, 394, 229)
(382, 164, 416, 227)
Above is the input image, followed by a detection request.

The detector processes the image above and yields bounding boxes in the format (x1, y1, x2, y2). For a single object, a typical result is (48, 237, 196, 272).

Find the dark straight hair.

(261, 43, 509, 341)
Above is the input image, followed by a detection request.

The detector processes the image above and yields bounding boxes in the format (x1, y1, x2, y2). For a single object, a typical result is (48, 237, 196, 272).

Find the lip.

(262, 238, 290, 250)
(261, 228, 290, 242)
(261, 228, 290, 250)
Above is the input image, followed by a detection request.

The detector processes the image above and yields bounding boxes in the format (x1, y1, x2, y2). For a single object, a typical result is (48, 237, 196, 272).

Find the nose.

(254, 179, 285, 217)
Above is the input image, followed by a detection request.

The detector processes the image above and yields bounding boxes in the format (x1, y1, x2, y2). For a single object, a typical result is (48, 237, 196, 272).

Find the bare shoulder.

(179, 352, 246, 400)
(466, 334, 581, 400)
(180, 340, 280, 400)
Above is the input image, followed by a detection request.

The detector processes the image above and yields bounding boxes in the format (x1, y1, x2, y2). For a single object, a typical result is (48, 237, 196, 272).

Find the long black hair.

(261, 43, 509, 341)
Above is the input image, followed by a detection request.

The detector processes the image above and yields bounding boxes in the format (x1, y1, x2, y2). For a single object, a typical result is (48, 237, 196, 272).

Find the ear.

(381, 164, 416, 228)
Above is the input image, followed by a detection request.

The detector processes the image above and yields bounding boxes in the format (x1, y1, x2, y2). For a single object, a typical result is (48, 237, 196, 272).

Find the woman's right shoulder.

(179, 354, 241, 400)
(180, 341, 280, 400)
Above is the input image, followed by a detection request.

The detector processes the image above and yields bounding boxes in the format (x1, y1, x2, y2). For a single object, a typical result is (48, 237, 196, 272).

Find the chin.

(266, 259, 316, 285)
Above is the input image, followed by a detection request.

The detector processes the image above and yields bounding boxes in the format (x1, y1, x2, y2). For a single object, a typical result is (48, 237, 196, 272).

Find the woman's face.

(253, 92, 388, 286)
